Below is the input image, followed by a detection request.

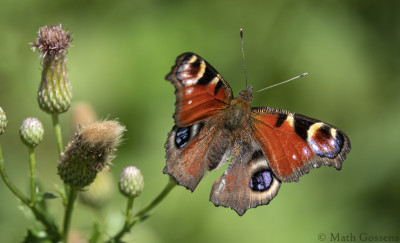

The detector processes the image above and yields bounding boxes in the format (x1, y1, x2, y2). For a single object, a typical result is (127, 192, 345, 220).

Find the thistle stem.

(131, 177, 176, 224)
(114, 197, 134, 242)
(28, 146, 36, 205)
(110, 176, 177, 242)
(51, 114, 64, 155)
(126, 198, 134, 225)
(0, 146, 61, 241)
(51, 113, 70, 207)
(0, 146, 30, 206)
(62, 187, 77, 242)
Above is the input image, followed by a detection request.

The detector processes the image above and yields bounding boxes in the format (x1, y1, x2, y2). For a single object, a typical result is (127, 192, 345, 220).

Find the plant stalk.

(51, 114, 64, 155)
(28, 146, 36, 205)
(113, 197, 134, 242)
(0, 146, 30, 206)
(0, 146, 61, 241)
(110, 176, 177, 242)
(62, 187, 77, 242)
(131, 177, 176, 225)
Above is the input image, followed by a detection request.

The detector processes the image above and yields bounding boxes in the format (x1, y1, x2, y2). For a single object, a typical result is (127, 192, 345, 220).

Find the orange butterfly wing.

(165, 52, 233, 126)
(251, 107, 351, 182)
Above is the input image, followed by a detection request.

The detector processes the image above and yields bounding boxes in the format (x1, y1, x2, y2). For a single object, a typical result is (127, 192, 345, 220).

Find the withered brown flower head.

(31, 24, 72, 57)
(58, 120, 126, 189)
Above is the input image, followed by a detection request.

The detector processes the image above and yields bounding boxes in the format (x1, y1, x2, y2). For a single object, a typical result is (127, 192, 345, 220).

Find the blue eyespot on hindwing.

(175, 126, 191, 148)
(250, 169, 273, 192)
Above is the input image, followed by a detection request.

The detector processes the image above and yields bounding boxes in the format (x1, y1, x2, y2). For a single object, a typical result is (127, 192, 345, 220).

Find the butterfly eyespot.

(174, 126, 191, 149)
(307, 125, 344, 159)
(250, 169, 273, 192)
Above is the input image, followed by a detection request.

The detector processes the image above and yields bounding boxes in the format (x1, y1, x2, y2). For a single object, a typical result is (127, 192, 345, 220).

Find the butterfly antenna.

(256, 73, 308, 93)
(240, 29, 248, 88)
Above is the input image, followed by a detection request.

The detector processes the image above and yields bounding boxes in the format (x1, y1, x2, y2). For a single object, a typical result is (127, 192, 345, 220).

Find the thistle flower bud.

(58, 120, 125, 189)
(31, 24, 72, 114)
(19, 118, 44, 148)
(119, 166, 144, 199)
(0, 107, 7, 135)
(79, 170, 114, 209)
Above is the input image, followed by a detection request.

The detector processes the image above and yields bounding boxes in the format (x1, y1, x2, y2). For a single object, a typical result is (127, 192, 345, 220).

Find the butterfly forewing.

(165, 53, 233, 126)
(251, 107, 351, 182)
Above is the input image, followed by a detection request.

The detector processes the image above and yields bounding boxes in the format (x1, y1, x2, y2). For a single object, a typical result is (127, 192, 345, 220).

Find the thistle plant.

(0, 24, 177, 243)
(20, 118, 44, 206)
(58, 120, 125, 189)
(31, 24, 72, 154)
(20, 118, 44, 148)
(119, 166, 144, 199)
(32, 24, 72, 115)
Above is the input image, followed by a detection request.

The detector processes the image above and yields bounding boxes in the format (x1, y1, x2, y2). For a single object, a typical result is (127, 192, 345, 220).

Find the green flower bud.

(58, 120, 125, 189)
(19, 118, 44, 148)
(31, 25, 72, 114)
(0, 106, 7, 135)
(79, 170, 114, 209)
(119, 166, 144, 199)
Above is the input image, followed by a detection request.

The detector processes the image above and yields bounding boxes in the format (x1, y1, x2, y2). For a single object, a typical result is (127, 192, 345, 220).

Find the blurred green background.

(1, 0, 399, 242)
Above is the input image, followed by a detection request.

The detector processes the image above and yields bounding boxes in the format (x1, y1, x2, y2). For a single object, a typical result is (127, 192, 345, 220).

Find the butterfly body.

(164, 53, 351, 215)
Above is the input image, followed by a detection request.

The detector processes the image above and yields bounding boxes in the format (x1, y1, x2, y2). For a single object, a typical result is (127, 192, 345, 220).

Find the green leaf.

(42, 192, 57, 199)
(139, 213, 151, 223)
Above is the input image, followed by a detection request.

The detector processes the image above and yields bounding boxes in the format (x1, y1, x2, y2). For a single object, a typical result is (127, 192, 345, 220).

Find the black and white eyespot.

(246, 150, 281, 205)
(173, 123, 204, 149)
(307, 123, 344, 159)
(250, 169, 274, 192)
(176, 55, 206, 86)
(174, 126, 191, 148)
(248, 150, 277, 192)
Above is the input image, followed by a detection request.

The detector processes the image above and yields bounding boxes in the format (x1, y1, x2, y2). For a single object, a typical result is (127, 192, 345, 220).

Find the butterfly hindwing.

(210, 141, 281, 216)
(164, 120, 234, 191)
(165, 52, 233, 126)
(251, 107, 351, 182)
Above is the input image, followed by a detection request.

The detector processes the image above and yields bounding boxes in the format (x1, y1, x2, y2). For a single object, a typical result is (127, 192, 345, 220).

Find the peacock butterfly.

(164, 52, 351, 216)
